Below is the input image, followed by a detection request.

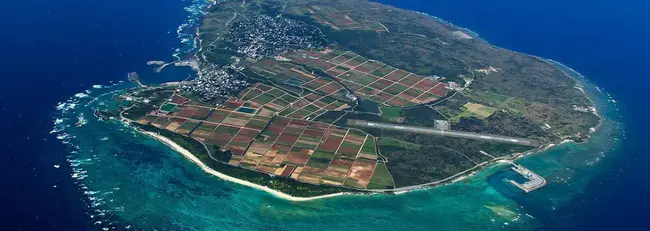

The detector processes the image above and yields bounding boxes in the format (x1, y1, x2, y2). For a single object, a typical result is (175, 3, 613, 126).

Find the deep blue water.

(0, 0, 188, 229)
(1, 0, 649, 229)
(374, 0, 650, 229)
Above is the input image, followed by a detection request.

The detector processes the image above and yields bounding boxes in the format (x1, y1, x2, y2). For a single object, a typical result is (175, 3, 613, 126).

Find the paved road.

(348, 120, 540, 147)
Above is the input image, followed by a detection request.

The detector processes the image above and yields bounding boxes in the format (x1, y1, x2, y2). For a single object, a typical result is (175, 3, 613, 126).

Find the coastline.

(140, 130, 349, 202)
(134, 0, 605, 201)
(138, 121, 579, 200)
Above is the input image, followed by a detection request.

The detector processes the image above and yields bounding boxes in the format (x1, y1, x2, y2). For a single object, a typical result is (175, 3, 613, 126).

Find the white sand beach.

(142, 131, 346, 202)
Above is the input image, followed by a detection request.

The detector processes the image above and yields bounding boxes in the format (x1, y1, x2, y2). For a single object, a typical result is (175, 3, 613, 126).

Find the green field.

(380, 107, 403, 117)
(383, 83, 408, 95)
(306, 151, 335, 169)
(179, 120, 200, 131)
(378, 138, 420, 150)
(360, 137, 377, 155)
(367, 162, 395, 189)
(160, 103, 177, 112)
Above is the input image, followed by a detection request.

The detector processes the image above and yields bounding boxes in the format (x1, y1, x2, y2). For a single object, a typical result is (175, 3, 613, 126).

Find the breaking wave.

(48, 0, 215, 228)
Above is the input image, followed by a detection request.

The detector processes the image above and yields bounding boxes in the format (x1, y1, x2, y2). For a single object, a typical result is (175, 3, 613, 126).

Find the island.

(99, 0, 600, 199)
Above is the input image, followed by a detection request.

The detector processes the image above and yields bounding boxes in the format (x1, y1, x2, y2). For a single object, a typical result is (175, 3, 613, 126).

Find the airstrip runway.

(347, 120, 540, 147)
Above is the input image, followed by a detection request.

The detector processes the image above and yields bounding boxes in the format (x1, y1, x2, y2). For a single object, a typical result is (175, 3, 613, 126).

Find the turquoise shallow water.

(45, 0, 626, 230)
(49, 64, 621, 230)
(2, 0, 640, 229)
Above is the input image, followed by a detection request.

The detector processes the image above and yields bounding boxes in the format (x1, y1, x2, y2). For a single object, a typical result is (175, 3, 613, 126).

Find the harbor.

(508, 163, 547, 193)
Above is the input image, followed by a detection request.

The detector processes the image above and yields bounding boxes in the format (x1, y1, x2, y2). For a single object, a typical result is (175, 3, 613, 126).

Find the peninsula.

(101, 0, 600, 198)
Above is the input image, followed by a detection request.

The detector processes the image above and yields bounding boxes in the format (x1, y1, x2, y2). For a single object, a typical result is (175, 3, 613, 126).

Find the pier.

(508, 164, 546, 193)
(149, 59, 199, 73)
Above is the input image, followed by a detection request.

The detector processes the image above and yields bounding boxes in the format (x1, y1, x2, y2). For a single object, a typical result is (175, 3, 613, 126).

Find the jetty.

(128, 72, 146, 88)
(508, 164, 546, 193)
(148, 59, 199, 73)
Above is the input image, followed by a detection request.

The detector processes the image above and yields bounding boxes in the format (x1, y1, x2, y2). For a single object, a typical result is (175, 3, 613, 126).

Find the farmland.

(283, 49, 451, 107)
(288, 5, 389, 32)
(110, 0, 601, 198)
(126, 85, 392, 192)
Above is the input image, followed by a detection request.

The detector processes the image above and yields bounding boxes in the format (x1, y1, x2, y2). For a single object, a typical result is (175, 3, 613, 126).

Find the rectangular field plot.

(385, 97, 411, 107)
(164, 117, 186, 131)
(284, 148, 313, 166)
(429, 83, 450, 97)
(228, 128, 259, 144)
(297, 171, 323, 185)
(243, 117, 269, 131)
(176, 120, 201, 135)
(318, 132, 344, 153)
(384, 70, 410, 81)
(367, 162, 395, 189)
(221, 112, 252, 127)
(174, 106, 198, 118)
(341, 56, 366, 68)
(344, 158, 377, 189)
(337, 70, 367, 82)
(151, 117, 172, 128)
(170, 94, 190, 104)
(399, 88, 425, 101)
(353, 74, 380, 86)
(369, 79, 394, 91)
(222, 99, 244, 111)
(191, 123, 219, 141)
(206, 109, 231, 123)
(189, 108, 212, 120)
(354, 60, 383, 73)
(246, 142, 272, 156)
(138, 115, 158, 125)
(370, 65, 397, 77)
(159, 103, 177, 113)
(282, 49, 455, 107)
(308, 59, 338, 70)
(208, 125, 240, 146)
(412, 78, 438, 92)
(413, 93, 440, 104)
(373, 91, 396, 103)
(382, 83, 409, 95)
(305, 150, 335, 170)
(358, 136, 378, 160)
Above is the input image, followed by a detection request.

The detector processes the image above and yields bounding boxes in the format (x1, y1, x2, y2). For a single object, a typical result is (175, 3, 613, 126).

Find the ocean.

(1, 0, 648, 230)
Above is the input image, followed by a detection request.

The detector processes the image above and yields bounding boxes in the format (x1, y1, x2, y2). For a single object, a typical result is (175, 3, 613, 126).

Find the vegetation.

(133, 123, 353, 197)
(379, 142, 475, 187)
(111, 0, 603, 194)
(276, 0, 599, 139)
(367, 162, 394, 189)
(379, 131, 533, 186)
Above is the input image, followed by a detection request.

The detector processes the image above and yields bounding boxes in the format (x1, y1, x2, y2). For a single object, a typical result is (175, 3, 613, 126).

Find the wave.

(172, 0, 215, 60)
(75, 92, 90, 98)
(48, 2, 216, 228)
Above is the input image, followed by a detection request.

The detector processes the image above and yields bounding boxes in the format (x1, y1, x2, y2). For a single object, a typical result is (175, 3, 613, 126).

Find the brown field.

(284, 49, 454, 107)
(170, 94, 190, 104)
(463, 102, 497, 119)
(246, 142, 272, 156)
(430, 83, 450, 97)
(151, 117, 172, 128)
(345, 159, 377, 188)
(164, 118, 186, 131)
(135, 81, 394, 189)
(297, 172, 322, 185)
(284, 148, 312, 165)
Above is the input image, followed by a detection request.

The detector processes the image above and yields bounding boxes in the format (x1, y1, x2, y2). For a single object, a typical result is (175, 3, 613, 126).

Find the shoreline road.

(347, 120, 540, 147)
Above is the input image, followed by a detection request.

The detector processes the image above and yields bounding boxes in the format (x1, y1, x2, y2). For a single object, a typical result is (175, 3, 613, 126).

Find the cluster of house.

(221, 14, 326, 60)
